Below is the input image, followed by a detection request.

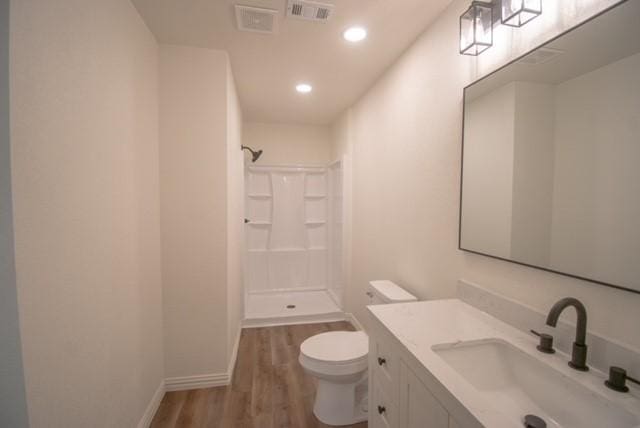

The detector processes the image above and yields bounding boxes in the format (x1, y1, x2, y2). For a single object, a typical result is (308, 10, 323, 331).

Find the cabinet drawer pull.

(377, 357, 387, 366)
(377, 405, 386, 415)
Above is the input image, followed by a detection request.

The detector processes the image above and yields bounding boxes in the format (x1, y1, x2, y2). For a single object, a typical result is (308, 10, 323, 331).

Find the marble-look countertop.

(367, 299, 640, 428)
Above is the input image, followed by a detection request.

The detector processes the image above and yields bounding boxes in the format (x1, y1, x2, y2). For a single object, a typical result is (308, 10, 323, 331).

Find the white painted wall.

(463, 80, 556, 266)
(510, 81, 556, 267)
(243, 122, 331, 166)
(226, 62, 244, 362)
(10, 0, 164, 426)
(331, 114, 354, 315)
(550, 52, 640, 288)
(159, 45, 243, 378)
(328, 161, 344, 307)
(462, 82, 516, 259)
(0, 0, 28, 424)
(332, 0, 640, 349)
(159, 45, 228, 377)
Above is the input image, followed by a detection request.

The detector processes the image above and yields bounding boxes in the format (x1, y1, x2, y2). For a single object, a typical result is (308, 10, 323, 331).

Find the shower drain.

(286, 304, 296, 309)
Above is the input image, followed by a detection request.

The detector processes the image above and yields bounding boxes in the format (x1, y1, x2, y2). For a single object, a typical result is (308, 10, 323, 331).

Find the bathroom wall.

(9, 0, 164, 426)
(328, 161, 345, 307)
(462, 82, 516, 259)
(330, 113, 354, 312)
(462, 81, 556, 265)
(550, 52, 640, 288)
(0, 0, 29, 425)
(333, 0, 640, 349)
(159, 45, 243, 379)
(510, 82, 556, 267)
(226, 62, 244, 363)
(243, 122, 331, 166)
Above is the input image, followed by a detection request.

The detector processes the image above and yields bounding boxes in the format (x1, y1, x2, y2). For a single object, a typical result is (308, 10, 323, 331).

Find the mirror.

(460, 0, 640, 294)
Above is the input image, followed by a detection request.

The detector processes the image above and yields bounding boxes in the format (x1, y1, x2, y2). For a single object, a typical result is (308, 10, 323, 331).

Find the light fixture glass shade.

(501, 0, 542, 27)
(460, 2, 493, 56)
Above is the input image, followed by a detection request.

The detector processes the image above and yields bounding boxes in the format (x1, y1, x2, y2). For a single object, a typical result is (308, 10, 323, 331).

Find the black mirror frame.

(458, 0, 639, 296)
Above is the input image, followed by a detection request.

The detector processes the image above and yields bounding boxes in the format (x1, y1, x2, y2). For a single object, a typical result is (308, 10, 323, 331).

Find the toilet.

(299, 280, 417, 426)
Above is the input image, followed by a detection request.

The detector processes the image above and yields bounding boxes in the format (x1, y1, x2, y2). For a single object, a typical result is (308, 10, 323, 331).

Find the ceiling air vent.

(518, 47, 564, 65)
(235, 5, 279, 34)
(287, 0, 334, 22)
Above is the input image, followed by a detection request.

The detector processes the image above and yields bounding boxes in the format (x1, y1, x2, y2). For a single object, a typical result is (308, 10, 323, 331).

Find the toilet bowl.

(299, 331, 369, 426)
(299, 280, 417, 426)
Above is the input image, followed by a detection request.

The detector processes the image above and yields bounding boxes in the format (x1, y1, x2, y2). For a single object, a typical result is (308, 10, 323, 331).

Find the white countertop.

(367, 299, 640, 428)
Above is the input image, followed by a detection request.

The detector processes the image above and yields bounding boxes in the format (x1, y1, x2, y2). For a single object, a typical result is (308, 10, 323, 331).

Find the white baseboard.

(227, 326, 242, 384)
(345, 312, 365, 332)
(164, 373, 229, 392)
(162, 328, 242, 394)
(137, 381, 165, 428)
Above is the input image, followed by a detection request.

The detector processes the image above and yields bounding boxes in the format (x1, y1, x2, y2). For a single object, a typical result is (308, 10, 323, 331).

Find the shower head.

(241, 145, 263, 163)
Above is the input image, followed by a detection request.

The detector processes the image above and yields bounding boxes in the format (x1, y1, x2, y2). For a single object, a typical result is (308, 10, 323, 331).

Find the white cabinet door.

(370, 372, 394, 428)
(398, 362, 449, 428)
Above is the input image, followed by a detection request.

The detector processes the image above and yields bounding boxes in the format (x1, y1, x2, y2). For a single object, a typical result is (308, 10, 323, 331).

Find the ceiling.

(132, 0, 454, 125)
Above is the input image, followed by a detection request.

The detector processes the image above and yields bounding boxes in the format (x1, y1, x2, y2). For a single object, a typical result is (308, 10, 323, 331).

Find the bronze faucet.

(545, 297, 589, 371)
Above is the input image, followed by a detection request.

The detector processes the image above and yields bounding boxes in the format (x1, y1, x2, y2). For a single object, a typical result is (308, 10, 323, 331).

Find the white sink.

(433, 339, 640, 428)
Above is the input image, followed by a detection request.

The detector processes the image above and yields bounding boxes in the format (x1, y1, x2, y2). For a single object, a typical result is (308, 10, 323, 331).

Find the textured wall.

(10, 0, 164, 425)
(243, 122, 331, 166)
(226, 62, 244, 363)
(159, 45, 230, 377)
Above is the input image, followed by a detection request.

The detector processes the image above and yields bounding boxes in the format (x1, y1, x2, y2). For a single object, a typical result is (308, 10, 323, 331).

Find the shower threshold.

(244, 290, 344, 328)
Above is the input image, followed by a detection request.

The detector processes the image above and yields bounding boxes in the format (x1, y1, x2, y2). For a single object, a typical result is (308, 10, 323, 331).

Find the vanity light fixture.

(459, 1, 494, 56)
(459, 0, 542, 55)
(501, 0, 542, 27)
(296, 83, 313, 93)
(343, 26, 367, 43)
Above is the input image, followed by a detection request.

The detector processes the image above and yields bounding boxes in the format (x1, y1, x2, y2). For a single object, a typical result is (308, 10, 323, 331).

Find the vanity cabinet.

(398, 362, 449, 428)
(369, 320, 464, 428)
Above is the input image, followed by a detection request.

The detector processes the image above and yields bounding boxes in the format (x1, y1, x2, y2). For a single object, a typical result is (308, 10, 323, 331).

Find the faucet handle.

(530, 330, 555, 354)
(605, 366, 640, 393)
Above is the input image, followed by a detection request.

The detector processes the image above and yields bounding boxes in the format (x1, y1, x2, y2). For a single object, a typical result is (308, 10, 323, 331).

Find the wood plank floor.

(151, 321, 368, 428)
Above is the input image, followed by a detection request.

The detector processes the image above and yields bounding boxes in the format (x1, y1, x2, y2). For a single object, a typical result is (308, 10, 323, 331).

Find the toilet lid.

(300, 331, 368, 364)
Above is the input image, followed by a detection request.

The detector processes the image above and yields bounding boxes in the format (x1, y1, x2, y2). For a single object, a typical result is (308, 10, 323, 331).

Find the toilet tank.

(366, 280, 417, 305)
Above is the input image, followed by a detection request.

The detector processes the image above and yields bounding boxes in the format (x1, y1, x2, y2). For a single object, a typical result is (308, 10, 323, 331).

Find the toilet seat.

(299, 331, 368, 377)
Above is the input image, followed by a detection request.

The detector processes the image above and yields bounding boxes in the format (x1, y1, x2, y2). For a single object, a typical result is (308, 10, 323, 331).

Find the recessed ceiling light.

(343, 26, 367, 43)
(296, 83, 313, 93)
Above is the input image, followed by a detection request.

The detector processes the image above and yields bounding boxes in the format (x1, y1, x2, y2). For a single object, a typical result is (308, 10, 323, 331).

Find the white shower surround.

(244, 162, 344, 324)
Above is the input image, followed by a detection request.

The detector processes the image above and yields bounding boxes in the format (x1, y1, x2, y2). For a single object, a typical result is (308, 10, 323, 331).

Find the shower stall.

(244, 161, 344, 326)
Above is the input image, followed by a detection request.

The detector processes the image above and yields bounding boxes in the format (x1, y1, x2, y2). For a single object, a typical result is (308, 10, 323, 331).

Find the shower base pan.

(244, 290, 344, 328)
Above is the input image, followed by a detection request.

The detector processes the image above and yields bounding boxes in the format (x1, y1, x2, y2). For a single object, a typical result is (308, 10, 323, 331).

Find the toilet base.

(312, 376, 368, 426)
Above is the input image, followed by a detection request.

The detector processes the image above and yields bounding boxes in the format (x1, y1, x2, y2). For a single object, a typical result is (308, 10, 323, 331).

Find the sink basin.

(433, 339, 640, 428)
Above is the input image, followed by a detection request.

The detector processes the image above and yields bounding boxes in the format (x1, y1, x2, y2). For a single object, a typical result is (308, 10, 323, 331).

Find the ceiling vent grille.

(287, 0, 334, 22)
(235, 5, 279, 34)
(518, 47, 564, 65)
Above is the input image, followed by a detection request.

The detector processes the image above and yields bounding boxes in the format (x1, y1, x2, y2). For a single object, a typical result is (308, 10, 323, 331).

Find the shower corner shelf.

(247, 193, 272, 198)
(304, 194, 326, 198)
